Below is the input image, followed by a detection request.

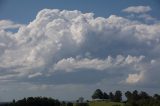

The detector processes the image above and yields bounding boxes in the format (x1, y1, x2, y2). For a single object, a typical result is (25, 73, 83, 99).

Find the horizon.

(0, 0, 160, 102)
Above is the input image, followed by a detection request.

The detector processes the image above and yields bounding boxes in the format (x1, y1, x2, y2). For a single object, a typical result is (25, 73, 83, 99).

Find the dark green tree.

(125, 91, 132, 102)
(132, 90, 139, 101)
(61, 101, 66, 106)
(66, 102, 73, 106)
(114, 90, 122, 102)
(103, 92, 109, 99)
(139, 91, 150, 99)
(154, 94, 160, 100)
(109, 92, 114, 101)
(92, 89, 104, 99)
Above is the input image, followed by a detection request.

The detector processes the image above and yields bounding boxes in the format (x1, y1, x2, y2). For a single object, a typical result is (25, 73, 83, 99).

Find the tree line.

(92, 89, 160, 106)
(0, 97, 88, 106)
(92, 89, 122, 102)
(125, 90, 160, 106)
(0, 89, 160, 106)
(0, 97, 73, 106)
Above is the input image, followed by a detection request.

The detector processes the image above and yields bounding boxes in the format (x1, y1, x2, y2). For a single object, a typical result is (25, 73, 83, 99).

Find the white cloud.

(29, 84, 48, 91)
(137, 14, 156, 21)
(0, 20, 23, 30)
(0, 74, 16, 80)
(0, 9, 160, 101)
(126, 71, 144, 84)
(28, 72, 42, 78)
(54, 55, 144, 72)
(151, 59, 156, 64)
(0, 9, 159, 89)
(123, 6, 151, 14)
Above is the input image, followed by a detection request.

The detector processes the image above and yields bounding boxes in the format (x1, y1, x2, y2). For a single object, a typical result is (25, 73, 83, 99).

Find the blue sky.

(0, 0, 160, 23)
(0, 0, 160, 102)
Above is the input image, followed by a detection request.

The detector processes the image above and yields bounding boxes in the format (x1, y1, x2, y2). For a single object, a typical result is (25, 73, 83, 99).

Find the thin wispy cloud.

(122, 6, 151, 14)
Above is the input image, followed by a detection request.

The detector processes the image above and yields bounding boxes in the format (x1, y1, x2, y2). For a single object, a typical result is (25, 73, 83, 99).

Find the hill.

(89, 101, 124, 106)
(74, 101, 124, 106)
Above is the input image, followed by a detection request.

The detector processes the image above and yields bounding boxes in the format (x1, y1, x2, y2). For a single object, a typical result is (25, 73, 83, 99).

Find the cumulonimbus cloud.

(0, 8, 159, 87)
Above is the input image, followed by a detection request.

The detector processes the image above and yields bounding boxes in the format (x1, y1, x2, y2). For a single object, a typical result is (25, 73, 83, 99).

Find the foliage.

(125, 90, 160, 106)
(103, 92, 109, 99)
(92, 89, 122, 102)
(114, 91, 122, 102)
(0, 89, 160, 106)
(92, 89, 104, 99)
(74, 103, 89, 106)
(89, 101, 124, 106)
(5, 97, 62, 106)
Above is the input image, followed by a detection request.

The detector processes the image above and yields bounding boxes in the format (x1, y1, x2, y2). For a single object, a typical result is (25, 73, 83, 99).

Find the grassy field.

(74, 101, 124, 106)
(89, 101, 124, 106)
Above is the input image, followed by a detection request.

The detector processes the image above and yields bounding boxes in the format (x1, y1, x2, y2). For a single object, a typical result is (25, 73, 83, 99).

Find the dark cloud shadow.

(22, 67, 127, 85)
(25, 70, 109, 85)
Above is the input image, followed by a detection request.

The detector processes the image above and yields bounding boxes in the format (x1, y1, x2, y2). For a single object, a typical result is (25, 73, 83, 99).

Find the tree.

(139, 91, 150, 99)
(92, 89, 104, 99)
(114, 90, 122, 102)
(78, 97, 84, 103)
(109, 92, 114, 101)
(67, 102, 73, 106)
(103, 92, 109, 99)
(61, 101, 66, 106)
(154, 94, 160, 100)
(132, 90, 139, 101)
(125, 91, 132, 102)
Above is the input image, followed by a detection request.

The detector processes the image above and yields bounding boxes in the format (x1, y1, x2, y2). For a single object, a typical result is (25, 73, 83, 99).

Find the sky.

(0, 0, 160, 101)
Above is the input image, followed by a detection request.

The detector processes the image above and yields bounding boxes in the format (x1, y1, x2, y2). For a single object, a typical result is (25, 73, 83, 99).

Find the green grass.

(89, 101, 124, 106)
(74, 101, 124, 106)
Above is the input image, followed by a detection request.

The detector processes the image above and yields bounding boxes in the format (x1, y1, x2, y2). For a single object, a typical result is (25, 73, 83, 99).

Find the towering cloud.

(0, 8, 160, 93)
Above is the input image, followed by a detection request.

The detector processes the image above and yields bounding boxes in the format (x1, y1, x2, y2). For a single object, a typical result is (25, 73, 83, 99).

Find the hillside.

(89, 101, 124, 106)
(73, 101, 124, 106)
